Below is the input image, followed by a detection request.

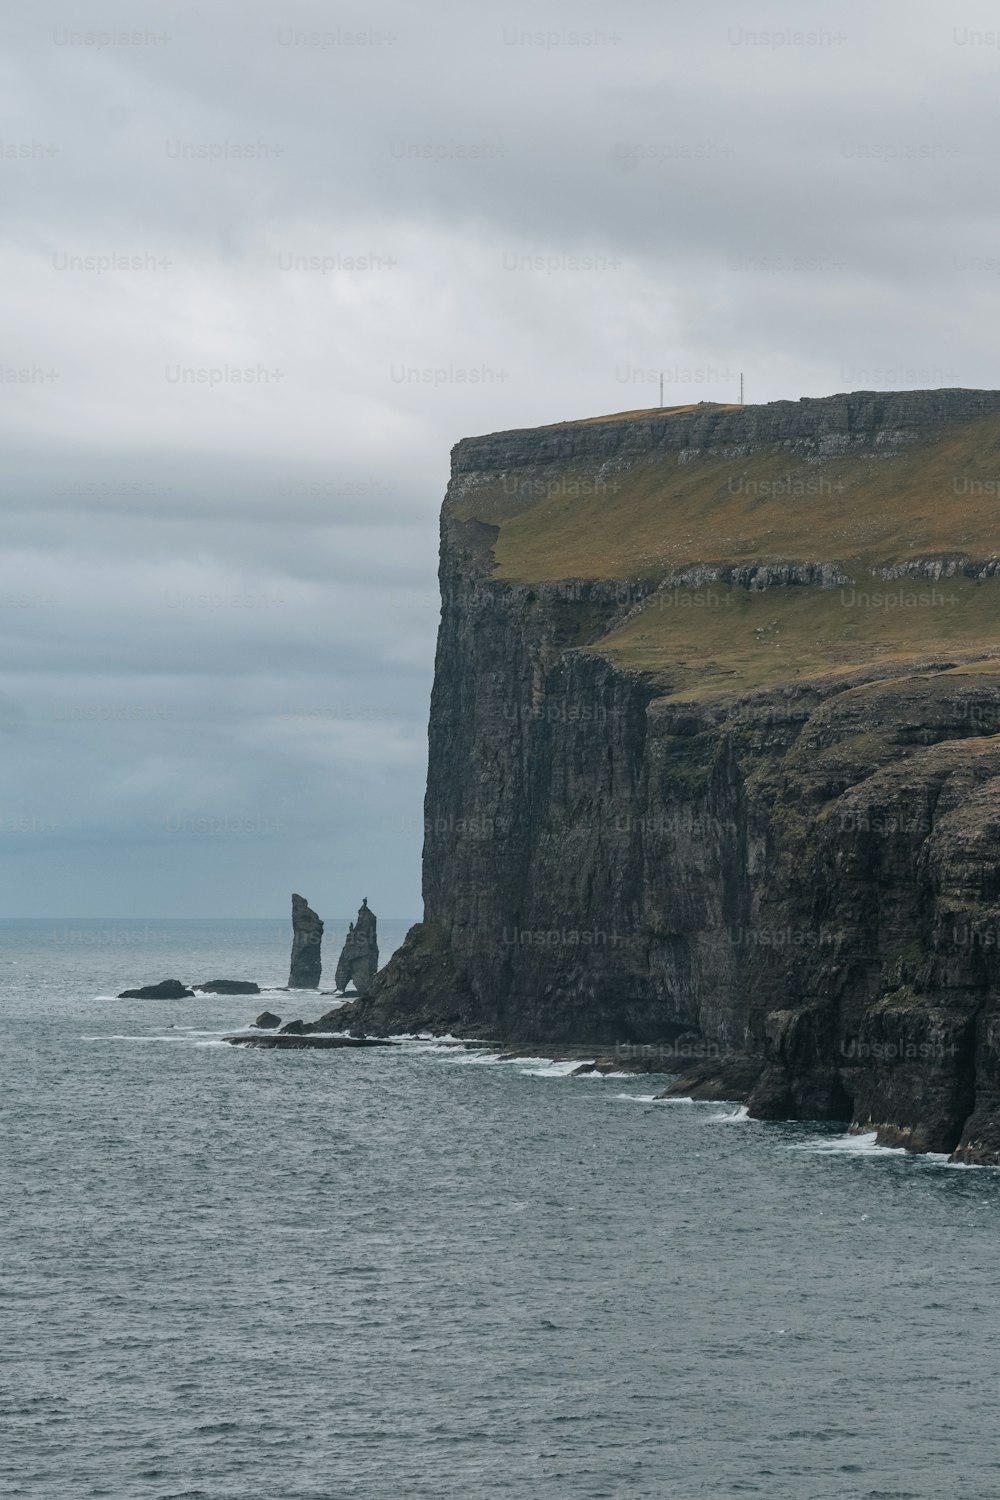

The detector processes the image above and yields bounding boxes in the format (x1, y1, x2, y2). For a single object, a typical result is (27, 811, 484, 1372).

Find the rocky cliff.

(338, 390, 1000, 1164)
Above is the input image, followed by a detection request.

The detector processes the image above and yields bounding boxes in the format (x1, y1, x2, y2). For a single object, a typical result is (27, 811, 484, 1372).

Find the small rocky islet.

(117, 978, 261, 999)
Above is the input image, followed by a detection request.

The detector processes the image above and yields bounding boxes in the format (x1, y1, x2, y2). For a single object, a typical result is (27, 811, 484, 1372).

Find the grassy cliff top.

(449, 390, 1000, 698)
(532, 401, 742, 428)
(451, 404, 1000, 583)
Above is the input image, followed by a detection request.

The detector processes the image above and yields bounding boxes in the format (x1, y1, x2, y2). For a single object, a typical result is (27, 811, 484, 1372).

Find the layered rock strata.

(333, 390, 1000, 1164)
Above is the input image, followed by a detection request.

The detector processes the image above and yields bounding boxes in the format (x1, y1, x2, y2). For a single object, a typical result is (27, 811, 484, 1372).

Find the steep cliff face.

(341, 390, 1000, 1163)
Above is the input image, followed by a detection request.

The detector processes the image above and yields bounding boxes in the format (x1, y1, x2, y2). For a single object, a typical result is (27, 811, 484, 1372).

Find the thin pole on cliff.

(659, 370, 663, 408)
(740, 372, 744, 405)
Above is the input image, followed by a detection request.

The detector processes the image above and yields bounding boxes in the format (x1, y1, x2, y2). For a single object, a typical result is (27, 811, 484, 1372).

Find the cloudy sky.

(3, 0, 998, 916)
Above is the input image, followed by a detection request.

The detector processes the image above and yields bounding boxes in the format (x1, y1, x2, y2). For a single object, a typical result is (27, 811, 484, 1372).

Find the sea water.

(4, 919, 1000, 1499)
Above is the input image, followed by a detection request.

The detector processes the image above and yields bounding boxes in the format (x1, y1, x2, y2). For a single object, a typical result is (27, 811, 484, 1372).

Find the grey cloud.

(2, 0, 996, 913)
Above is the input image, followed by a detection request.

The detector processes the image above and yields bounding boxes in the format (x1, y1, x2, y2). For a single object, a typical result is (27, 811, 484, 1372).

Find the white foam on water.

(785, 1134, 1000, 1170)
(406, 1042, 471, 1054)
(519, 1059, 594, 1077)
(937, 1155, 1000, 1171)
(80, 1034, 194, 1044)
(448, 1050, 584, 1071)
(396, 1032, 469, 1045)
(82, 1026, 234, 1046)
(705, 1104, 752, 1123)
(792, 1130, 905, 1157)
(787, 1134, 1000, 1167)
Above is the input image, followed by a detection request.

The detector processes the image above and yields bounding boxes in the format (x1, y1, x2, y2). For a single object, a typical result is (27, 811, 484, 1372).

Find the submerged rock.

(196, 979, 261, 995)
(279, 1019, 305, 1035)
(224, 1032, 395, 1050)
(287, 893, 323, 989)
(334, 898, 379, 996)
(118, 979, 194, 999)
(254, 1010, 282, 1029)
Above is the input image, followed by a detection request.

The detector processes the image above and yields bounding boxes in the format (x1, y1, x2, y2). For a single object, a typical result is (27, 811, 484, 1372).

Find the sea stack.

(335, 899, 379, 996)
(287, 893, 323, 989)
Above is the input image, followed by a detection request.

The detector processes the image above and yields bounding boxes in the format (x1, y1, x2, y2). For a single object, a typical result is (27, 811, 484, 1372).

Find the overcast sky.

(3, 0, 999, 916)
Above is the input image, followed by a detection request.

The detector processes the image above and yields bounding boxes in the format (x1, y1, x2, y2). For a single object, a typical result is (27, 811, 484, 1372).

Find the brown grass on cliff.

(457, 412, 1000, 583)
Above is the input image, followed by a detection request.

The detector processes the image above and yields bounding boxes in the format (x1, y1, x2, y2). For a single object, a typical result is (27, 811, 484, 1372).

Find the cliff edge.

(339, 390, 1000, 1164)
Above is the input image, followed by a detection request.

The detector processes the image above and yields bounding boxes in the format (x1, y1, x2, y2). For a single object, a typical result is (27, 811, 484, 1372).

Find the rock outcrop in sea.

(287, 893, 323, 989)
(118, 979, 194, 999)
(331, 389, 1000, 1164)
(223, 1032, 394, 1050)
(196, 980, 260, 995)
(334, 899, 379, 995)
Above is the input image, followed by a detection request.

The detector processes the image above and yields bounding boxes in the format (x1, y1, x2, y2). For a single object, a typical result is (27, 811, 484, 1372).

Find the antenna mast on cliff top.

(740, 372, 744, 405)
(659, 370, 663, 408)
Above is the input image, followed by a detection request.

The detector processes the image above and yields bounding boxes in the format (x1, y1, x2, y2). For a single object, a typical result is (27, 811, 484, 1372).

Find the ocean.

(4, 918, 1000, 1499)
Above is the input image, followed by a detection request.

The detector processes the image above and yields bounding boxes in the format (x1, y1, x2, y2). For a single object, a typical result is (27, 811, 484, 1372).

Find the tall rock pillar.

(335, 899, 379, 995)
(287, 893, 323, 989)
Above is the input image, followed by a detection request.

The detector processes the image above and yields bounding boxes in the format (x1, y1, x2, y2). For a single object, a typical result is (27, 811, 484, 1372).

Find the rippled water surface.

(4, 919, 1000, 1499)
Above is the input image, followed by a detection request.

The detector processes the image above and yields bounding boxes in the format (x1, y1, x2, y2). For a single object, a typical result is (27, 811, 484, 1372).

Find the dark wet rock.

(196, 979, 260, 995)
(279, 1019, 305, 1035)
(334, 899, 379, 996)
(223, 1033, 396, 1050)
(254, 1011, 282, 1029)
(572, 1057, 663, 1076)
(118, 979, 194, 1000)
(950, 1016, 1000, 1163)
(324, 923, 476, 1037)
(287, 893, 323, 989)
(657, 1054, 767, 1103)
(302, 1005, 350, 1033)
(846, 1000, 976, 1154)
